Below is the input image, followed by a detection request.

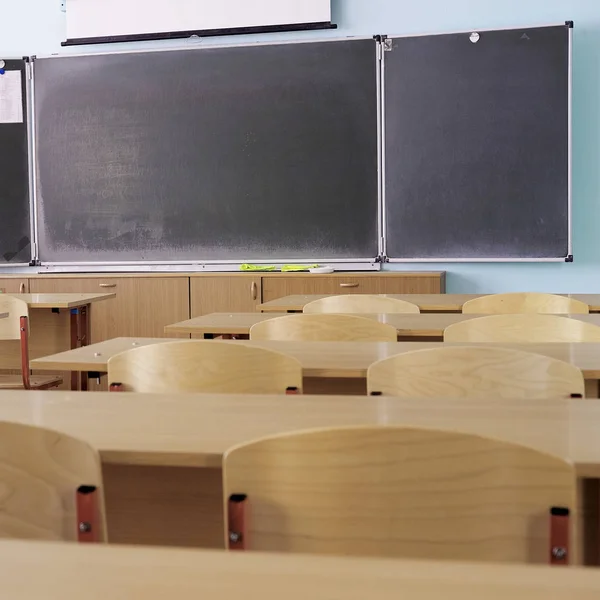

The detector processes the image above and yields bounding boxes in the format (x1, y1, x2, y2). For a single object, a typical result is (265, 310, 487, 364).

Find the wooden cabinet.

(261, 273, 445, 303)
(29, 277, 190, 341)
(0, 278, 28, 294)
(191, 276, 261, 317)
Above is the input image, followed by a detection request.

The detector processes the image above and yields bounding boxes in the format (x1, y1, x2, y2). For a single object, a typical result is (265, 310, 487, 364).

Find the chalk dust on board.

(0, 71, 23, 123)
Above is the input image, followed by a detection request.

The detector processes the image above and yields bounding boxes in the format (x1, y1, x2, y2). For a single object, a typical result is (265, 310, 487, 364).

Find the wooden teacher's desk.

(2, 293, 115, 390)
(164, 312, 600, 342)
(3, 540, 600, 600)
(30, 337, 600, 397)
(0, 391, 598, 557)
(258, 293, 600, 313)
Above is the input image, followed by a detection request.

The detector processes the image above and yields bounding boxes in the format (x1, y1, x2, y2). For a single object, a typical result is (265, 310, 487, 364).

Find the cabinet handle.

(340, 283, 359, 288)
(251, 281, 258, 301)
(19, 283, 25, 293)
(99, 283, 117, 288)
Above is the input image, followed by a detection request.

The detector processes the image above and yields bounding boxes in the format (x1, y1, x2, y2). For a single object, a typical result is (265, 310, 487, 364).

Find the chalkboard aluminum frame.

(381, 24, 573, 263)
(31, 37, 383, 271)
(0, 57, 35, 267)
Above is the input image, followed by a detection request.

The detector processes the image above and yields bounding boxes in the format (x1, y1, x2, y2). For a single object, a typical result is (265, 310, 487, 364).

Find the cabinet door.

(262, 274, 444, 302)
(29, 277, 190, 341)
(0, 278, 28, 293)
(191, 277, 262, 317)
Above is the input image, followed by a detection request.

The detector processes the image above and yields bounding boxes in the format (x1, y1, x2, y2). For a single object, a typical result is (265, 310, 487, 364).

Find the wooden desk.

(5, 540, 600, 600)
(30, 337, 600, 397)
(2, 293, 115, 390)
(0, 391, 598, 556)
(164, 312, 600, 342)
(4, 540, 600, 600)
(259, 293, 600, 313)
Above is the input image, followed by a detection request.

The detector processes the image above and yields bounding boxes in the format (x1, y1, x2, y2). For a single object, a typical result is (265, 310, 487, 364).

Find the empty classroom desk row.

(6, 540, 600, 599)
(30, 338, 600, 396)
(259, 292, 600, 313)
(0, 391, 599, 563)
(165, 312, 600, 342)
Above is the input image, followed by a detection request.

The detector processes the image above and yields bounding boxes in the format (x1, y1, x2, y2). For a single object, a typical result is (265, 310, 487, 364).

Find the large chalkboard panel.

(34, 39, 378, 263)
(384, 25, 570, 260)
(0, 59, 31, 264)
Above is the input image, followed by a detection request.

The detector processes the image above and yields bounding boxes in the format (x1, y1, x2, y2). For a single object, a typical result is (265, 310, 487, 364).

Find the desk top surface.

(259, 294, 600, 313)
(0, 391, 596, 474)
(4, 539, 600, 599)
(30, 337, 600, 379)
(5, 293, 116, 308)
(165, 312, 600, 338)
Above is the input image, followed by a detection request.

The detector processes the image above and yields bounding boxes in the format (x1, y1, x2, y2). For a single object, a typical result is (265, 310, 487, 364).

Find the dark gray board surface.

(383, 25, 570, 259)
(0, 59, 31, 264)
(34, 39, 379, 263)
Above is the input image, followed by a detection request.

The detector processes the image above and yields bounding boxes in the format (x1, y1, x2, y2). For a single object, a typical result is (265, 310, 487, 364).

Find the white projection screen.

(64, 0, 333, 44)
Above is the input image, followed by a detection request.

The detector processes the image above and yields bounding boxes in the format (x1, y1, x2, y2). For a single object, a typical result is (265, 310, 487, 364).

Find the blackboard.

(34, 39, 379, 263)
(0, 59, 31, 264)
(383, 25, 571, 260)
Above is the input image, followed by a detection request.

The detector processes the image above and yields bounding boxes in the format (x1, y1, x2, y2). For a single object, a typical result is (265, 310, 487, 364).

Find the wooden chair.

(367, 346, 584, 399)
(0, 295, 62, 390)
(303, 294, 420, 314)
(445, 314, 600, 343)
(223, 426, 575, 564)
(107, 340, 303, 393)
(462, 293, 589, 314)
(0, 421, 106, 542)
(249, 314, 398, 342)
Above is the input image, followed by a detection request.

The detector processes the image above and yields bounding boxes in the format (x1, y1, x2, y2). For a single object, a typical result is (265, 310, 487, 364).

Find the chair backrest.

(223, 426, 575, 563)
(249, 314, 398, 342)
(0, 421, 106, 542)
(444, 314, 600, 343)
(462, 293, 589, 314)
(107, 340, 303, 393)
(367, 346, 585, 399)
(303, 295, 420, 314)
(0, 295, 28, 341)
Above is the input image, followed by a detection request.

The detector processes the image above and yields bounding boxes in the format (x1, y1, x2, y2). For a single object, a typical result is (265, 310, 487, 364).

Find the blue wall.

(1, 1, 598, 292)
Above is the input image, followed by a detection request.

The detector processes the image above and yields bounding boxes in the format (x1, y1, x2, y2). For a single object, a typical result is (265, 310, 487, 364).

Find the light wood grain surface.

(0, 391, 591, 472)
(30, 338, 600, 380)
(4, 539, 600, 600)
(259, 294, 600, 313)
(367, 346, 585, 399)
(165, 312, 600, 339)
(1, 293, 116, 308)
(303, 294, 421, 314)
(462, 293, 590, 314)
(0, 421, 106, 542)
(225, 426, 575, 563)
(249, 313, 398, 342)
(107, 340, 303, 393)
(445, 315, 600, 343)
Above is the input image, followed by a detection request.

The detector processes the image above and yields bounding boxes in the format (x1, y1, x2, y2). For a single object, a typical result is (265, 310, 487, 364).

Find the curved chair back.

(367, 346, 584, 399)
(249, 314, 397, 342)
(224, 426, 575, 563)
(0, 421, 106, 542)
(108, 340, 303, 393)
(462, 293, 589, 314)
(445, 314, 600, 343)
(303, 294, 420, 314)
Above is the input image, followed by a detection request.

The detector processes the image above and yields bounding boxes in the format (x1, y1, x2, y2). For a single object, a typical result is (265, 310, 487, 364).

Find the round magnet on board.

(469, 32, 480, 44)
(0, 60, 5, 69)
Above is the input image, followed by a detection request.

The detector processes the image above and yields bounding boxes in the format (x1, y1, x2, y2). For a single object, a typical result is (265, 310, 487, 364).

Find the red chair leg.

(76, 485, 100, 543)
(228, 494, 247, 550)
(550, 506, 570, 565)
(19, 316, 31, 390)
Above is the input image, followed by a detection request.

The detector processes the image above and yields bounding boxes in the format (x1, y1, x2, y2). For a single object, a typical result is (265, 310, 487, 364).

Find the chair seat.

(0, 374, 63, 390)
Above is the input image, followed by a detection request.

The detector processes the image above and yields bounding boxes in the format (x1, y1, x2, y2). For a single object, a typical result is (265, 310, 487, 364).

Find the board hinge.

(383, 38, 393, 52)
